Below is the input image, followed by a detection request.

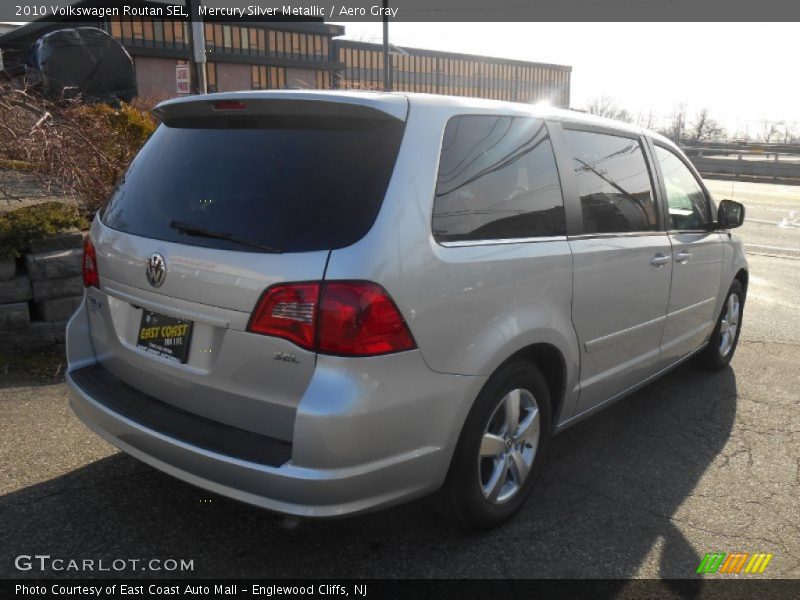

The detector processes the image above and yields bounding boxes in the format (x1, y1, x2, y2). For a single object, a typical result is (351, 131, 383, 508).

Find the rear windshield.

(102, 114, 405, 253)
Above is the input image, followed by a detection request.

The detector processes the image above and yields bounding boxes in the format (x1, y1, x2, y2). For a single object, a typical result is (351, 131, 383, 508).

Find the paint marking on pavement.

(746, 243, 800, 259)
(746, 217, 800, 227)
(747, 243, 798, 251)
(747, 218, 782, 225)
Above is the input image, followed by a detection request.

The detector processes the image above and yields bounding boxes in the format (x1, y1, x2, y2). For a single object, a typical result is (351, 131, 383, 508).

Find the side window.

(655, 146, 712, 230)
(432, 115, 565, 242)
(563, 129, 658, 234)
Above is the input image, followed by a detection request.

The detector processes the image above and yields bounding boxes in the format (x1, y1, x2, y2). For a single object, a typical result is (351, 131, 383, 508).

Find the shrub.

(0, 86, 158, 215)
(78, 102, 157, 156)
(0, 201, 87, 259)
(0, 159, 38, 172)
(53, 102, 158, 212)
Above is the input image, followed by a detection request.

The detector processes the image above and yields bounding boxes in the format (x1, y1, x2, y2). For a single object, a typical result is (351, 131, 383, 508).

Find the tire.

(694, 280, 745, 371)
(432, 360, 552, 530)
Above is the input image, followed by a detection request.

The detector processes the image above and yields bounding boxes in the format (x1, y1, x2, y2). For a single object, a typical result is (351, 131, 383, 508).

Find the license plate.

(136, 309, 193, 364)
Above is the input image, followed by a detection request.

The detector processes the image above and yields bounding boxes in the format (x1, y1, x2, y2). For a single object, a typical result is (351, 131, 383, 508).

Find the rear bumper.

(66, 303, 485, 517)
(68, 371, 442, 517)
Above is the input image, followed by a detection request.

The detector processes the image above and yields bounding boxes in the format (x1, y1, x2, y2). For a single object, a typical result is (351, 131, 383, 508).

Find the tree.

(0, 84, 156, 214)
(689, 108, 725, 142)
(780, 121, 797, 144)
(586, 96, 634, 124)
(662, 103, 688, 143)
(760, 120, 780, 143)
(636, 110, 655, 130)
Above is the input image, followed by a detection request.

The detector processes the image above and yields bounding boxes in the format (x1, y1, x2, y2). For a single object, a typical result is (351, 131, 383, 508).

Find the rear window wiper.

(169, 220, 282, 254)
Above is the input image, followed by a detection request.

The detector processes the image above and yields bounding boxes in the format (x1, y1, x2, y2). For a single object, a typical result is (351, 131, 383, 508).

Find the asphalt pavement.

(705, 179, 800, 259)
(1, 179, 798, 579)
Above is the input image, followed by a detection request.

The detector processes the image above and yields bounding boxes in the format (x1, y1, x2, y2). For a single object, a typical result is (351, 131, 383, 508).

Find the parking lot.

(1, 179, 798, 579)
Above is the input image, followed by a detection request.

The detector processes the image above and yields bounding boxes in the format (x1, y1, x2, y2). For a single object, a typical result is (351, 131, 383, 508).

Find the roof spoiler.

(153, 91, 409, 124)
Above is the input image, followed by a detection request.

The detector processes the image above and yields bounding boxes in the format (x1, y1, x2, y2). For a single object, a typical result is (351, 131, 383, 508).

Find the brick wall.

(134, 56, 180, 99)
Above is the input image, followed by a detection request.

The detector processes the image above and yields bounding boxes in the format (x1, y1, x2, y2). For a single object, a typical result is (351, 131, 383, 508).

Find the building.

(0, 1, 571, 107)
(0, 22, 21, 70)
(336, 40, 570, 107)
(0, 23, 20, 37)
(198, 21, 340, 95)
(0, 4, 344, 100)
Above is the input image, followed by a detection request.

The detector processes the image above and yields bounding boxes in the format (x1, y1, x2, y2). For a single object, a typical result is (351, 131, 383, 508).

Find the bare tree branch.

(0, 83, 156, 213)
(586, 96, 634, 124)
(689, 108, 725, 142)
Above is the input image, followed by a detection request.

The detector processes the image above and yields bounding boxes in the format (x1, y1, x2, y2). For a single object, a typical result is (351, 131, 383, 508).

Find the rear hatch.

(86, 93, 407, 441)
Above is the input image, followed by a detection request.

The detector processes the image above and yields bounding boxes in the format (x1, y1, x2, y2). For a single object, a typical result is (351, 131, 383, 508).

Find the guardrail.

(683, 141, 800, 155)
(681, 142, 800, 182)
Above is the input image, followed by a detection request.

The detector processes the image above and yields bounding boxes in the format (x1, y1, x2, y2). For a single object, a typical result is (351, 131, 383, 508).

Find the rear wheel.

(432, 360, 552, 530)
(695, 280, 745, 370)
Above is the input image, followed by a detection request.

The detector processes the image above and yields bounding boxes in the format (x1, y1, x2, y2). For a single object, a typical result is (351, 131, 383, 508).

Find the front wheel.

(695, 280, 745, 370)
(432, 360, 552, 530)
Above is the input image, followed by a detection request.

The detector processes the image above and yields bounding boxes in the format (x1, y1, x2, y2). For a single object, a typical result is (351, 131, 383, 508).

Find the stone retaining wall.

(0, 229, 85, 351)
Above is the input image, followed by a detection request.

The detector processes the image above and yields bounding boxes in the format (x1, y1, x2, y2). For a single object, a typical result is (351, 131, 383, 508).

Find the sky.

(333, 22, 799, 138)
(4, 19, 795, 137)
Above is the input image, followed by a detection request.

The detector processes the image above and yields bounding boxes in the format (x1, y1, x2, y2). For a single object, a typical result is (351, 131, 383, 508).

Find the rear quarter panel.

(324, 99, 580, 423)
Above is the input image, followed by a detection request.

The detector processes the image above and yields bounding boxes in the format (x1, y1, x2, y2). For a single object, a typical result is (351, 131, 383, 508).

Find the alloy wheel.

(478, 388, 540, 504)
(719, 293, 740, 357)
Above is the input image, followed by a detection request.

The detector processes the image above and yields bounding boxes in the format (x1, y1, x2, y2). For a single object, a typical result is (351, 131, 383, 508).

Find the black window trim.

(649, 139, 716, 234)
(430, 113, 568, 247)
(438, 234, 569, 248)
(555, 122, 664, 237)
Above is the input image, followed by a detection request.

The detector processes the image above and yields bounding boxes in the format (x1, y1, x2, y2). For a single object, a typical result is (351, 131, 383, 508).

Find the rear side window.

(563, 129, 658, 234)
(432, 115, 565, 242)
(102, 114, 405, 253)
(655, 145, 711, 230)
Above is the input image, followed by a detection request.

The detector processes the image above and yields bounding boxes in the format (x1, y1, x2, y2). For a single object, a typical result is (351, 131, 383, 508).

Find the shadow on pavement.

(1, 363, 738, 585)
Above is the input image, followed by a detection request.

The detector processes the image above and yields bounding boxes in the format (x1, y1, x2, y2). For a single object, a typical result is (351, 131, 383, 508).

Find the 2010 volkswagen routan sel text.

(66, 90, 748, 529)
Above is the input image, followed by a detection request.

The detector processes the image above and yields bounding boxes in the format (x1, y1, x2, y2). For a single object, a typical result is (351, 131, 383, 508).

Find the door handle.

(650, 253, 670, 267)
(675, 251, 692, 264)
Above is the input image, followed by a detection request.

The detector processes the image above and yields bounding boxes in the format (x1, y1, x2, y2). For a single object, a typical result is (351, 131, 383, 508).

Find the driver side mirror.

(717, 199, 745, 229)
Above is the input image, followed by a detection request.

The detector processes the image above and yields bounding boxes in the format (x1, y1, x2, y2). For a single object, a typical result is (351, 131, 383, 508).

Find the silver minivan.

(66, 90, 748, 529)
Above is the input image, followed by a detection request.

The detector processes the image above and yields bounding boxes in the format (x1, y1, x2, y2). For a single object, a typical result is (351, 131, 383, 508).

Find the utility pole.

(382, 0, 391, 91)
(185, 0, 207, 94)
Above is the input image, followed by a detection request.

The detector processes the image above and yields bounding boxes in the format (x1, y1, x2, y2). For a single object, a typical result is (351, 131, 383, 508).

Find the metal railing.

(682, 142, 800, 182)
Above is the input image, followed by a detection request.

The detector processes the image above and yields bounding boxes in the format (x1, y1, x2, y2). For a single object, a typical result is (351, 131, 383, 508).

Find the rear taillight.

(318, 282, 416, 356)
(82, 237, 99, 288)
(247, 281, 416, 357)
(248, 282, 319, 350)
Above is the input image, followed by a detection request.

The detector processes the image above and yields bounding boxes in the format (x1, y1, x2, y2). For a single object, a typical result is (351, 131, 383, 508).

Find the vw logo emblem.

(145, 253, 166, 288)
